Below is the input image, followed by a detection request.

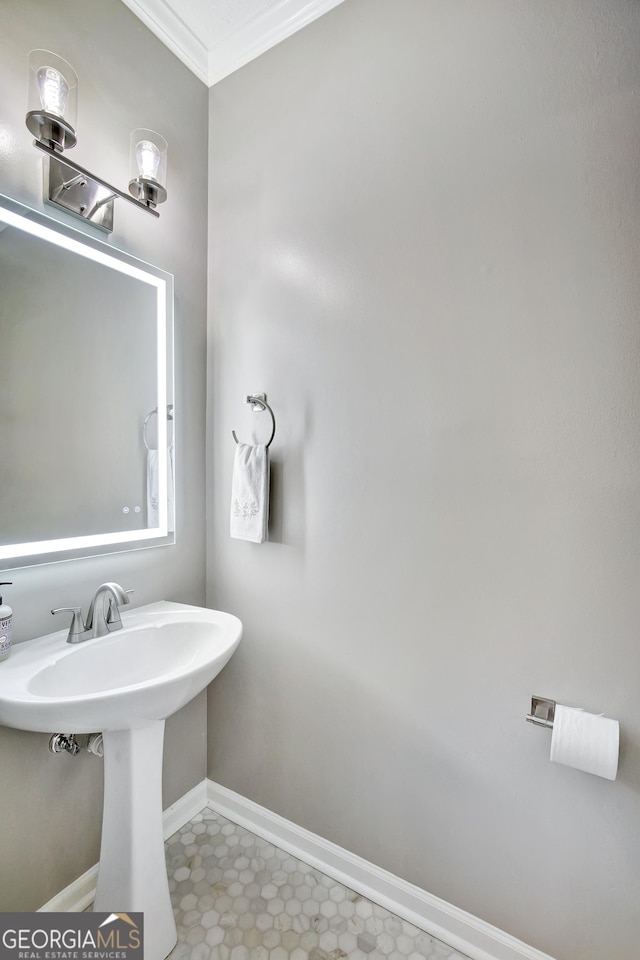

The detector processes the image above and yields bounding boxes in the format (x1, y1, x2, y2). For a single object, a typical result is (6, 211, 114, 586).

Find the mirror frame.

(0, 193, 175, 569)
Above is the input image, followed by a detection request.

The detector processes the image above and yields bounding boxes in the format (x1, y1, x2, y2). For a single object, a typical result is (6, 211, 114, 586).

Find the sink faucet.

(52, 582, 132, 644)
(85, 582, 131, 638)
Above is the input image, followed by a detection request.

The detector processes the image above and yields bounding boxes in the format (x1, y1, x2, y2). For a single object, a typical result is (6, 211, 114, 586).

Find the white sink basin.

(0, 600, 242, 733)
(0, 599, 242, 960)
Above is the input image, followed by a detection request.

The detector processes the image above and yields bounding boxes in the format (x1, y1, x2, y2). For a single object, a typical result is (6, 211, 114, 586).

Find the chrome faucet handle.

(105, 588, 134, 630)
(51, 606, 88, 644)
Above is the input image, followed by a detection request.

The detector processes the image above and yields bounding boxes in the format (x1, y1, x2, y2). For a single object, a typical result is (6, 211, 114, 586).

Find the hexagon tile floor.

(165, 807, 469, 960)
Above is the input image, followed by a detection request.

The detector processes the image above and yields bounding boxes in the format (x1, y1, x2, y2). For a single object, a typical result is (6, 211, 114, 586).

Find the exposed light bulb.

(129, 129, 167, 206)
(36, 65, 68, 118)
(135, 139, 161, 182)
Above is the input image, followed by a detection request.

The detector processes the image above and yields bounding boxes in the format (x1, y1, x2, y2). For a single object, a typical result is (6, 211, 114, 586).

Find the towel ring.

(143, 404, 174, 451)
(232, 394, 276, 449)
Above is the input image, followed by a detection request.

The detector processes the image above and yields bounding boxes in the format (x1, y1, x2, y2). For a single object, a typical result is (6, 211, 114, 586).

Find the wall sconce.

(25, 50, 167, 233)
(26, 50, 78, 152)
(129, 129, 168, 207)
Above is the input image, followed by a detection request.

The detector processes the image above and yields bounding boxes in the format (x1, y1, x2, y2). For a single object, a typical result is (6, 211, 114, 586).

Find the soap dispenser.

(0, 582, 13, 661)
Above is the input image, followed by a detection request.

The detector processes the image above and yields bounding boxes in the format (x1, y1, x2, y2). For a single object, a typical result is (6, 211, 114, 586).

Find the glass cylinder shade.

(26, 50, 77, 151)
(129, 129, 168, 207)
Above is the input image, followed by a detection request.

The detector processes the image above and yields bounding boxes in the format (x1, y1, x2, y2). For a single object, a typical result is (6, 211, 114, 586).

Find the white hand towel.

(147, 441, 175, 533)
(230, 442, 269, 543)
(167, 442, 175, 533)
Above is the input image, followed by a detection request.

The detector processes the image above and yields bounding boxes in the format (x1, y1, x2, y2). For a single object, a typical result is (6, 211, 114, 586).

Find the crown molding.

(119, 0, 209, 85)
(120, 0, 345, 87)
(207, 0, 346, 86)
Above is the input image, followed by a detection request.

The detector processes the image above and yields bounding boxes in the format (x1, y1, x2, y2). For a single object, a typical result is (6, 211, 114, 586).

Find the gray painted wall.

(206, 2, 640, 959)
(0, 0, 208, 910)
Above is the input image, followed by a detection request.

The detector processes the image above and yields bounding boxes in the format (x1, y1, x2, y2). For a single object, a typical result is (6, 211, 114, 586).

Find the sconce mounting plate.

(45, 154, 114, 233)
(34, 140, 160, 233)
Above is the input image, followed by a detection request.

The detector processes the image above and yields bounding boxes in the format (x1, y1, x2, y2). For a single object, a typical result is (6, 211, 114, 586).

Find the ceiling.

(120, 0, 346, 86)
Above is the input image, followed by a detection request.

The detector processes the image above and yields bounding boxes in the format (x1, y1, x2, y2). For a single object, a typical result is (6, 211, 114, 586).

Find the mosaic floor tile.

(165, 808, 469, 960)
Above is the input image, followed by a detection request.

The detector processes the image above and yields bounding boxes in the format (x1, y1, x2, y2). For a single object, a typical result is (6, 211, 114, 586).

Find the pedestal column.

(94, 721, 177, 960)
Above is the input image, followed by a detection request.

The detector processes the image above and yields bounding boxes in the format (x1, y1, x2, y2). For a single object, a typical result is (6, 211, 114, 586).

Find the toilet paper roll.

(550, 705, 619, 780)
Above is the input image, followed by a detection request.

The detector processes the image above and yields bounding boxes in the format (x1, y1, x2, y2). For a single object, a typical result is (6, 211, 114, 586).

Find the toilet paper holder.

(526, 696, 556, 728)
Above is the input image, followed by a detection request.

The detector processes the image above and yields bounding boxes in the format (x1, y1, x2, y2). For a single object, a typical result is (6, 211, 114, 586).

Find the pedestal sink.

(0, 600, 242, 960)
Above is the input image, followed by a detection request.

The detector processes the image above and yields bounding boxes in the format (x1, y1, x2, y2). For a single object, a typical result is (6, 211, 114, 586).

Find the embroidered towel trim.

(230, 441, 269, 543)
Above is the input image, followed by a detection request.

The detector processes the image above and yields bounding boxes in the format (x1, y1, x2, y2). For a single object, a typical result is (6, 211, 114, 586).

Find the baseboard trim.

(163, 779, 209, 839)
(39, 776, 555, 960)
(38, 863, 99, 914)
(205, 779, 555, 960)
(38, 780, 209, 912)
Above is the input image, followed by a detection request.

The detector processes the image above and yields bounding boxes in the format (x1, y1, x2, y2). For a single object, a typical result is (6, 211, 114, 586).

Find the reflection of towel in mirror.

(147, 442, 175, 532)
(230, 442, 269, 543)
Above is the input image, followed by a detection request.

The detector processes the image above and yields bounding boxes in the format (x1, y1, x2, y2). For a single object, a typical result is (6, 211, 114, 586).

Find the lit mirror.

(0, 194, 174, 568)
